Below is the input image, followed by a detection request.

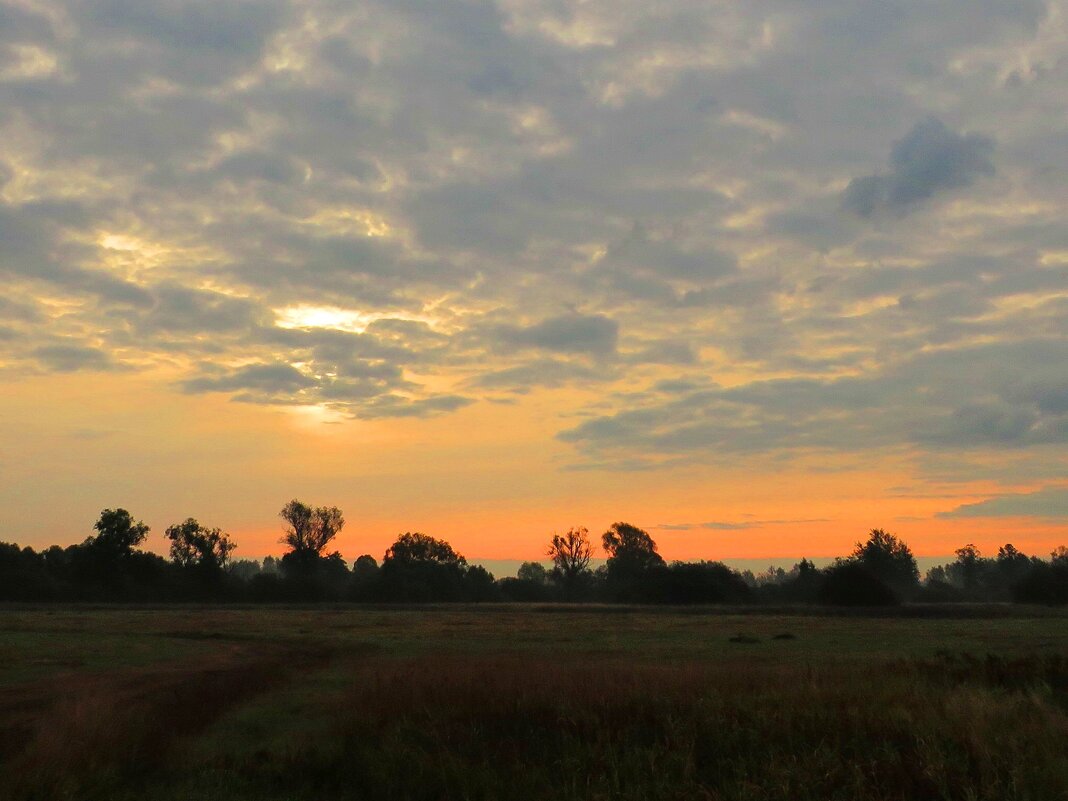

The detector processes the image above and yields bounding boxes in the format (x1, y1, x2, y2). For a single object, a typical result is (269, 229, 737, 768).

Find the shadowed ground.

(1, 605, 1067, 800)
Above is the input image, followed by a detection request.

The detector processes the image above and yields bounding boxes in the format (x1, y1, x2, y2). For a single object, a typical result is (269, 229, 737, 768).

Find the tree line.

(1, 501, 1066, 605)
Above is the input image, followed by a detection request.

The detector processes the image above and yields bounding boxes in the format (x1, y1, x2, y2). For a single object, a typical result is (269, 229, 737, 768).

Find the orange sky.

(5, 371, 1064, 565)
(2, 0, 1067, 568)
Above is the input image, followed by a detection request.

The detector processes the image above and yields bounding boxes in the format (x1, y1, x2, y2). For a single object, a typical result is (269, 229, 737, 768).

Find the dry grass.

(1, 607, 1067, 800)
(128, 652, 1068, 801)
(0, 642, 332, 801)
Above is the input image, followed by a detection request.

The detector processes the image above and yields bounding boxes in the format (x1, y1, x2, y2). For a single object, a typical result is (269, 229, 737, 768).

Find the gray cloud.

(939, 487, 1068, 519)
(32, 344, 116, 373)
(471, 358, 606, 392)
(842, 118, 996, 217)
(560, 339, 1068, 459)
(81, 0, 288, 85)
(360, 394, 475, 419)
(138, 285, 266, 334)
(181, 363, 317, 395)
(493, 314, 619, 356)
(0, 0, 1065, 491)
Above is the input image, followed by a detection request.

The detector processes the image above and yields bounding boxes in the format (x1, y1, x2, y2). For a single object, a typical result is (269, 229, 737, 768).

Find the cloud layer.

(1, 0, 1066, 510)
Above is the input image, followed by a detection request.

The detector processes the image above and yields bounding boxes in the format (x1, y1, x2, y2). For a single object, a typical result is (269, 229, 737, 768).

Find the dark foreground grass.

(2, 606, 1067, 801)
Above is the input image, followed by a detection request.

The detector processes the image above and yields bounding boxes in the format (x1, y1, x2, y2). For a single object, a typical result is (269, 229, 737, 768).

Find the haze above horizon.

(2, 0, 1066, 562)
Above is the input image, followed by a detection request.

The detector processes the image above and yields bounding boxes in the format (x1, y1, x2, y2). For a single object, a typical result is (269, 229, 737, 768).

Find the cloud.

(842, 118, 995, 217)
(80, 0, 288, 85)
(360, 394, 475, 419)
(493, 313, 619, 356)
(32, 344, 116, 373)
(181, 363, 316, 395)
(559, 339, 1068, 459)
(0, 0, 1065, 494)
(138, 285, 266, 334)
(471, 358, 605, 392)
(938, 487, 1068, 519)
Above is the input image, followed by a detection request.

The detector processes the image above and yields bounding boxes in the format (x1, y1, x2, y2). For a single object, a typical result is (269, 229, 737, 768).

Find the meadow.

(2, 605, 1068, 801)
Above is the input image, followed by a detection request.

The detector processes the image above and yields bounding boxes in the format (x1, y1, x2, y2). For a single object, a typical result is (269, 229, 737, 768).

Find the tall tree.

(600, 522, 664, 601)
(546, 527, 598, 598)
(384, 532, 466, 567)
(279, 500, 345, 557)
(601, 522, 664, 573)
(165, 518, 236, 570)
(89, 508, 149, 558)
(380, 533, 469, 601)
(852, 529, 919, 593)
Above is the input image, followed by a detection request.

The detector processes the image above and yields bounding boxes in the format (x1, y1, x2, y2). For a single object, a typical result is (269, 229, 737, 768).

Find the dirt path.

(0, 638, 335, 800)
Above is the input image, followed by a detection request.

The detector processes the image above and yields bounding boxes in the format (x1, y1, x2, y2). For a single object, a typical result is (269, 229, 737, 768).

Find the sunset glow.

(2, 0, 1066, 568)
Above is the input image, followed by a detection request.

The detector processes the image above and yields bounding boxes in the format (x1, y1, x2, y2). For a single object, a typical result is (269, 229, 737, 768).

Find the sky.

(1, 0, 1067, 566)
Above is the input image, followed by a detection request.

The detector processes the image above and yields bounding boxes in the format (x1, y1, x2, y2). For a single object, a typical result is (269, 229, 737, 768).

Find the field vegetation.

(1, 606, 1068, 800)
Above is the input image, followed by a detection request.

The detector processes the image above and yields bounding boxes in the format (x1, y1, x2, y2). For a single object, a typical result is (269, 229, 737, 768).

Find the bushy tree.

(601, 522, 665, 601)
(602, 522, 664, 572)
(385, 532, 466, 567)
(0, 543, 54, 601)
(517, 561, 550, 585)
(165, 518, 236, 571)
(353, 554, 379, 578)
(819, 561, 898, 606)
(500, 561, 553, 601)
(349, 554, 381, 600)
(88, 508, 149, 558)
(645, 561, 752, 604)
(380, 533, 469, 601)
(951, 544, 985, 593)
(1014, 558, 1068, 605)
(851, 529, 918, 595)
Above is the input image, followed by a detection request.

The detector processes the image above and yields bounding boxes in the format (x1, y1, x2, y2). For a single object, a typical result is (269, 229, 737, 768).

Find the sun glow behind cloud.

(1, 0, 1067, 561)
(275, 305, 379, 333)
(273, 305, 441, 334)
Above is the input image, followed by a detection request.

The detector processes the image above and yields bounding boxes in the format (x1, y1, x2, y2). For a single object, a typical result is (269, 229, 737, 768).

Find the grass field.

(2, 605, 1068, 800)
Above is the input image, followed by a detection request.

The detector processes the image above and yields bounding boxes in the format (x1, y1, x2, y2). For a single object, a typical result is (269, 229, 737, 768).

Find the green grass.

(2, 605, 1068, 800)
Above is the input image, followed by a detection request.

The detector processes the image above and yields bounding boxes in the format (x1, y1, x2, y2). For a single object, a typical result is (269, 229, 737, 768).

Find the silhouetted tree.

(464, 564, 499, 601)
(645, 561, 752, 604)
(753, 558, 823, 603)
(380, 532, 469, 601)
(228, 559, 264, 583)
(88, 508, 149, 559)
(500, 561, 553, 601)
(518, 561, 549, 585)
(0, 543, 54, 600)
(385, 532, 466, 567)
(165, 518, 236, 571)
(349, 554, 381, 600)
(353, 554, 379, 579)
(995, 543, 1035, 595)
(547, 527, 593, 599)
(851, 529, 919, 596)
(601, 522, 665, 601)
(818, 561, 898, 606)
(67, 508, 174, 600)
(279, 500, 344, 558)
(951, 543, 984, 594)
(1014, 555, 1068, 605)
(277, 500, 348, 598)
(602, 522, 663, 571)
